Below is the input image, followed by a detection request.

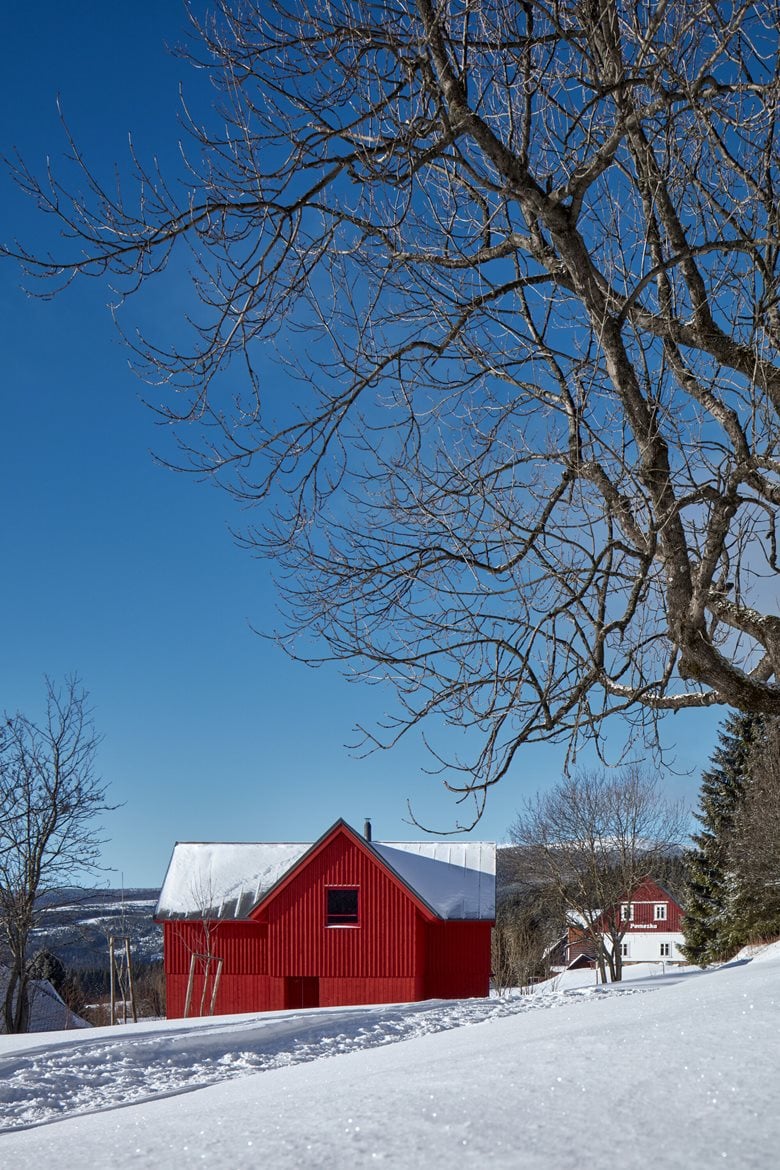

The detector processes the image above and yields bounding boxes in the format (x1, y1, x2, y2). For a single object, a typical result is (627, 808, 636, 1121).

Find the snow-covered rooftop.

(374, 841, 495, 919)
(155, 828, 495, 921)
(0, 966, 88, 1034)
(155, 842, 311, 920)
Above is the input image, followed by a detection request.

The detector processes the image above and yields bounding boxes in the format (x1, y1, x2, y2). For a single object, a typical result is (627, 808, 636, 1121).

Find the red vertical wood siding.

(163, 920, 271, 1018)
(163, 921, 268, 974)
(424, 921, 492, 998)
(319, 977, 418, 1006)
(262, 832, 422, 979)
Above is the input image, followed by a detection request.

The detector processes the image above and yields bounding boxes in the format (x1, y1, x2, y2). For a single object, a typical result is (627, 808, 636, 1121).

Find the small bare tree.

(0, 677, 112, 1033)
(180, 873, 224, 1018)
(5, 3, 780, 809)
(510, 769, 686, 981)
(492, 900, 560, 994)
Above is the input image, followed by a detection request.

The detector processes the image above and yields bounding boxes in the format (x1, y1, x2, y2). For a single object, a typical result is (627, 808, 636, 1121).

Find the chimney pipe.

(364, 818, 372, 842)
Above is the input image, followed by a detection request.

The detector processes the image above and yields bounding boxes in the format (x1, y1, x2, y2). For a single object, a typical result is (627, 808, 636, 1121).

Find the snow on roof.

(155, 842, 310, 920)
(566, 910, 602, 928)
(372, 842, 495, 919)
(156, 831, 496, 922)
(0, 967, 89, 1033)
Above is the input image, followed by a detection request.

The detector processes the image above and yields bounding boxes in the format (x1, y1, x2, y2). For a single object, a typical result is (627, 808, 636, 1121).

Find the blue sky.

(1, 2, 722, 886)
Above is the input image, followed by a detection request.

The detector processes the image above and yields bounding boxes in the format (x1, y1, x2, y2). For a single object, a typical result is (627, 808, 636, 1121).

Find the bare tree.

(510, 769, 686, 981)
(0, 677, 111, 1033)
(181, 873, 224, 1018)
(5, 3, 780, 810)
(491, 887, 561, 994)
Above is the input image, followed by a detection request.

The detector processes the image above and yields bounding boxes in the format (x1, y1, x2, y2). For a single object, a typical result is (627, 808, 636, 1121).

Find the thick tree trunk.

(613, 938, 623, 982)
(604, 943, 619, 983)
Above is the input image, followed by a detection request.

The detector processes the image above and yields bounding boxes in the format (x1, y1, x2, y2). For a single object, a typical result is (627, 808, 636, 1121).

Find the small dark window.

(327, 887, 359, 926)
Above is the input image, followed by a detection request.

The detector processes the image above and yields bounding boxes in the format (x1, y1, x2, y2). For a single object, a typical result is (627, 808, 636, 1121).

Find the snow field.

(0, 945, 778, 1168)
(0, 988, 632, 1131)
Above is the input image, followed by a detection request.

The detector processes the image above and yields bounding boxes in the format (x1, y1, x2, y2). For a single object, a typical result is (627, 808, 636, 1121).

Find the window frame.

(660, 942, 671, 958)
(325, 886, 360, 928)
(620, 902, 634, 922)
(654, 903, 668, 921)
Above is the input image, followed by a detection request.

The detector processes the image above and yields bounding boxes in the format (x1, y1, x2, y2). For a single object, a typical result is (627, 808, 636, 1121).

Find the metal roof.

(373, 841, 495, 919)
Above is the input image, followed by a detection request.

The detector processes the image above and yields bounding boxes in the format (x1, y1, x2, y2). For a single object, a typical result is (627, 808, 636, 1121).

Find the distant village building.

(0, 965, 89, 1033)
(156, 819, 496, 1017)
(566, 878, 686, 967)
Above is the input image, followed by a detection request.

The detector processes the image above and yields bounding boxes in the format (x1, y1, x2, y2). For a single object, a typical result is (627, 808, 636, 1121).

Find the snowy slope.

(1, 945, 778, 1168)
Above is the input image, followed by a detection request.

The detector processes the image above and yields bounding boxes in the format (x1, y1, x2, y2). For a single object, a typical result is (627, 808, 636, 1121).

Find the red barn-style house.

(156, 819, 496, 1017)
(566, 878, 686, 967)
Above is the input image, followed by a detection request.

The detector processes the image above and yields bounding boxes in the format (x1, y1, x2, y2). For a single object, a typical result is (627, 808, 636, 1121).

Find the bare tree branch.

(4, 1, 780, 801)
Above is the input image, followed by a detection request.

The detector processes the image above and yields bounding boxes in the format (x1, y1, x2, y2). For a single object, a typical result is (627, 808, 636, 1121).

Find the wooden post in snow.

(108, 936, 138, 1024)
(109, 936, 116, 1025)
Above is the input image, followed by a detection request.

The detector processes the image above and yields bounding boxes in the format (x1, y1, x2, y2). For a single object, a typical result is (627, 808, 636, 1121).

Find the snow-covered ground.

(1, 945, 778, 1168)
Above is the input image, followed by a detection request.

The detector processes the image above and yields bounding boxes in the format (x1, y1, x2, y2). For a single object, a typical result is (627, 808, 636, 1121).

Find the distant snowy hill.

(33, 888, 162, 969)
(1, 942, 778, 1166)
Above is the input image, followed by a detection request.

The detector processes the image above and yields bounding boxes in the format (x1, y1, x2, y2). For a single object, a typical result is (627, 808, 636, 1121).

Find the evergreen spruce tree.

(682, 713, 765, 965)
(728, 720, 780, 949)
